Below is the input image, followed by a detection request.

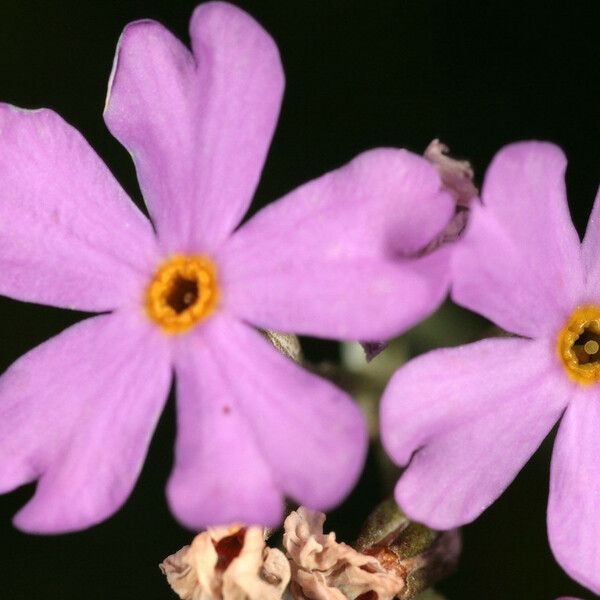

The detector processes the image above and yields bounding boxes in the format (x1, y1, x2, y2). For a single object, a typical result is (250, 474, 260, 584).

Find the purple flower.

(381, 141, 600, 593)
(0, 2, 452, 533)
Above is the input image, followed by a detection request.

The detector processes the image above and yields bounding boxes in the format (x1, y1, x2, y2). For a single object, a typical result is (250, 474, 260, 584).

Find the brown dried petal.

(160, 545, 204, 600)
(423, 139, 477, 208)
(223, 528, 291, 600)
(161, 525, 289, 600)
(284, 507, 404, 600)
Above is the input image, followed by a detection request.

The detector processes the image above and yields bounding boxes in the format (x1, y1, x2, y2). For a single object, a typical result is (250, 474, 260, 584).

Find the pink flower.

(381, 141, 600, 593)
(0, 2, 452, 533)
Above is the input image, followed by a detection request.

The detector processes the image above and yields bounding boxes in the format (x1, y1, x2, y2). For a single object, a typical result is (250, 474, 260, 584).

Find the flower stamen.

(146, 255, 219, 334)
(558, 305, 600, 385)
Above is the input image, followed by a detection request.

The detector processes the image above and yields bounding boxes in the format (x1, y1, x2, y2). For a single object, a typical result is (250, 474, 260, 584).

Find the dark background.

(0, 1, 599, 598)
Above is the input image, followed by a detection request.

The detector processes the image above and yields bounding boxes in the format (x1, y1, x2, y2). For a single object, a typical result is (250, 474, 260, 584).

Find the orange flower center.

(145, 255, 219, 334)
(557, 305, 600, 385)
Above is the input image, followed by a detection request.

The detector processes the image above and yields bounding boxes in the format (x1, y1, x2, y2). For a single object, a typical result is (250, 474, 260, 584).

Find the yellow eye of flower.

(557, 305, 600, 385)
(146, 255, 219, 334)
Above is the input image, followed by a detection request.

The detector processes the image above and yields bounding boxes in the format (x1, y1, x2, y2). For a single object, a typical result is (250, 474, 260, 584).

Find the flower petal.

(218, 149, 454, 340)
(168, 322, 284, 528)
(104, 3, 284, 253)
(168, 315, 367, 528)
(0, 311, 172, 533)
(380, 337, 569, 529)
(548, 392, 600, 595)
(0, 105, 159, 311)
(452, 142, 584, 338)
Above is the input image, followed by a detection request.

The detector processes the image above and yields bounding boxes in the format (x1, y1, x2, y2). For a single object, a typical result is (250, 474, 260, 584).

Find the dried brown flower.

(160, 524, 290, 600)
(283, 507, 405, 600)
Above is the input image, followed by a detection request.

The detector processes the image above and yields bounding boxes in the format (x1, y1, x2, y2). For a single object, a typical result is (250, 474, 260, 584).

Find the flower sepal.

(355, 498, 461, 599)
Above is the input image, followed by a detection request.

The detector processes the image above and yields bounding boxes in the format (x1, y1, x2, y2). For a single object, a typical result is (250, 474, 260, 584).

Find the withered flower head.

(160, 525, 290, 600)
(283, 507, 405, 600)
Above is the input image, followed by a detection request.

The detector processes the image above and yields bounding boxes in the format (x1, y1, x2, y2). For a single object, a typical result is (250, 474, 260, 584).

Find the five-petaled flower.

(0, 2, 453, 533)
(381, 141, 600, 594)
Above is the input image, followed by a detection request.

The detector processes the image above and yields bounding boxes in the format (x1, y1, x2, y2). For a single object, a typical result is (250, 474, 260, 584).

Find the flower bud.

(356, 498, 461, 599)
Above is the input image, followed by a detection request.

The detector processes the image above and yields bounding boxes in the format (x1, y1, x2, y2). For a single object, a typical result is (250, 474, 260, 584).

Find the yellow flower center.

(557, 305, 600, 385)
(145, 255, 219, 334)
